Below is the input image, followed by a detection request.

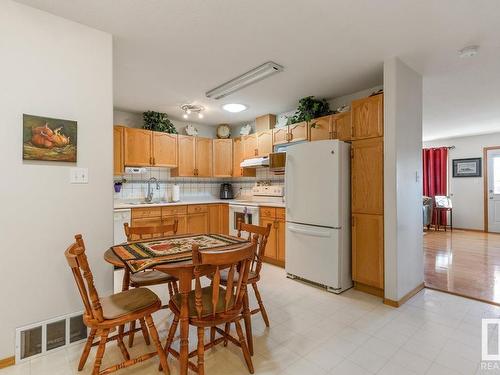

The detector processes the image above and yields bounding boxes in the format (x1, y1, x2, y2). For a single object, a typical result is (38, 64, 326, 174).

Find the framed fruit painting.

(23, 114, 77, 162)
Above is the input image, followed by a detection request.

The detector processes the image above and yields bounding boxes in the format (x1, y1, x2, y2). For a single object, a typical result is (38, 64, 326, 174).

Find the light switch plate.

(70, 168, 88, 184)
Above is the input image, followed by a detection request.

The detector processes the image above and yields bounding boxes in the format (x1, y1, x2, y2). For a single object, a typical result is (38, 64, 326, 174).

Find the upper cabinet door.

(273, 126, 289, 145)
(351, 94, 383, 140)
(195, 137, 213, 177)
(153, 132, 177, 167)
(289, 122, 308, 142)
(334, 112, 352, 141)
(256, 130, 273, 156)
(351, 137, 384, 214)
(213, 139, 233, 177)
(113, 126, 124, 175)
(309, 115, 332, 141)
(243, 134, 258, 159)
(123, 127, 152, 167)
(172, 135, 196, 177)
(232, 137, 255, 177)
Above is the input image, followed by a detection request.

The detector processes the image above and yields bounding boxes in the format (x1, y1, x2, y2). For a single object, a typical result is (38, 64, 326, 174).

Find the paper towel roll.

(172, 184, 180, 202)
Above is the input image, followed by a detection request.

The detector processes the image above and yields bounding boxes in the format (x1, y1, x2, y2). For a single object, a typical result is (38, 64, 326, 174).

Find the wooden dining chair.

(163, 238, 258, 375)
(65, 234, 169, 375)
(123, 221, 178, 347)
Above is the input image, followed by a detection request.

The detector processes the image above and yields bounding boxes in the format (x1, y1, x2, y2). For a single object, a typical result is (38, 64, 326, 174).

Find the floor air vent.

(16, 311, 87, 362)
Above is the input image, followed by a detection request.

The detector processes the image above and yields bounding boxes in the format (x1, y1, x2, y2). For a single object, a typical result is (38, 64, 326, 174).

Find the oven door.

(229, 205, 259, 236)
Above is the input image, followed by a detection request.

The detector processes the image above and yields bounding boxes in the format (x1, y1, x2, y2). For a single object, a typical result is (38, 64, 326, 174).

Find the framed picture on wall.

(452, 158, 482, 177)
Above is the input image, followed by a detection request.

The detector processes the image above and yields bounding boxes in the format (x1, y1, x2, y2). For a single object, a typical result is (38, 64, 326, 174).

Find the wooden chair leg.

(167, 282, 174, 298)
(164, 315, 179, 359)
(117, 325, 130, 361)
(223, 322, 230, 347)
(242, 288, 254, 355)
(78, 328, 96, 371)
(128, 320, 136, 347)
(172, 281, 179, 294)
(235, 321, 254, 374)
(252, 282, 270, 327)
(210, 327, 216, 344)
(145, 315, 170, 375)
(197, 327, 205, 375)
(92, 329, 109, 375)
(139, 317, 151, 345)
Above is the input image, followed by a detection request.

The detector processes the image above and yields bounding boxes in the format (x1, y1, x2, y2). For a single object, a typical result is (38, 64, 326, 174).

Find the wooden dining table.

(103, 233, 254, 375)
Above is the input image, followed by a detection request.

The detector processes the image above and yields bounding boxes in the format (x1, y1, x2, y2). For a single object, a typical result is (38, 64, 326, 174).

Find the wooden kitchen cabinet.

(255, 114, 276, 132)
(333, 112, 352, 141)
(232, 137, 256, 177)
(162, 215, 187, 234)
(260, 207, 285, 267)
(309, 115, 333, 141)
(113, 126, 124, 175)
(208, 204, 229, 234)
(195, 137, 213, 177)
(187, 212, 209, 233)
(272, 127, 289, 145)
(351, 94, 383, 140)
(152, 132, 177, 167)
(243, 134, 258, 159)
(351, 137, 384, 215)
(121, 126, 178, 168)
(123, 127, 152, 167)
(288, 122, 308, 142)
(352, 213, 384, 290)
(172, 135, 212, 177)
(256, 130, 273, 156)
(213, 139, 233, 177)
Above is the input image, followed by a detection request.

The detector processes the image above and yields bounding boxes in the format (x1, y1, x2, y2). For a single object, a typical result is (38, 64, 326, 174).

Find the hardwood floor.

(424, 229, 500, 305)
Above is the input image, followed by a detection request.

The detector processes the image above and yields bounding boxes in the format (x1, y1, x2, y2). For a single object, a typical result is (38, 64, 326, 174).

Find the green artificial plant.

(143, 110, 177, 134)
(286, 96, 332, 125)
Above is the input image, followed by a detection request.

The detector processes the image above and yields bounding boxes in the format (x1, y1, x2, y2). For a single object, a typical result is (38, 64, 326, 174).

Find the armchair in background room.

(423, 196, 433, 230)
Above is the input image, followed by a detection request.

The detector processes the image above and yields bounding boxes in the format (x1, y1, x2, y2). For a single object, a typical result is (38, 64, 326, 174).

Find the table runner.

(111, 233, 248, 273)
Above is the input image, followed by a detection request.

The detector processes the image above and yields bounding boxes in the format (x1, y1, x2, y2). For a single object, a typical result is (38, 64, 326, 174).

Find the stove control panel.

(252, 185, 284, 197)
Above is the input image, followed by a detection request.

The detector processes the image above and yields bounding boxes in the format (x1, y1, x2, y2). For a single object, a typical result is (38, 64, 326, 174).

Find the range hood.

(240, 156, 269, 168)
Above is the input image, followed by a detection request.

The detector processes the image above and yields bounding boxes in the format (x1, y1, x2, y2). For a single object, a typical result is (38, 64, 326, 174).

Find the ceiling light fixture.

(180, 104, 205, 120)
(206, 61, 284, 100)
(222, 103, 248, 113)
(458, 45, 479, 58)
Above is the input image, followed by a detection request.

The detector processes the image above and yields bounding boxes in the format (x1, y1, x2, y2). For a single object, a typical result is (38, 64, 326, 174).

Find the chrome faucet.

(145, 177, 160, 203)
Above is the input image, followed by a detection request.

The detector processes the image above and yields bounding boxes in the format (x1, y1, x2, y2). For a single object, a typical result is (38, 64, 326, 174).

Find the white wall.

(424, 133, 500, 230)
(0, 1, 113, 359)
(114, 109, 217, 138)
(384, 58, 423, 301)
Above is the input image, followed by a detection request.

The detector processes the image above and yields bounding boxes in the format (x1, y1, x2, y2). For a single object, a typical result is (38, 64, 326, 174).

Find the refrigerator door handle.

(288, 224, 332, 238)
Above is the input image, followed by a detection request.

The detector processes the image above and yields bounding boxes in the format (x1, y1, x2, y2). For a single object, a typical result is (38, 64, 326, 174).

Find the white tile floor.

(3, 264, 500, 375)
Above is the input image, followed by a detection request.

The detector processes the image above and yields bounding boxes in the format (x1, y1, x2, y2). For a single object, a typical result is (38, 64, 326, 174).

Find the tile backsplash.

(114, 168, 284, 201)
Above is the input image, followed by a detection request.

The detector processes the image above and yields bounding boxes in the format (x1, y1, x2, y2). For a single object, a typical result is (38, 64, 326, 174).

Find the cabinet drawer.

(260, 207, 276, 218)
(162, 205, 187, 217)
(275, 208, 285, 220)
(188, 204, 208, 214)
(131, 207, 161, 219)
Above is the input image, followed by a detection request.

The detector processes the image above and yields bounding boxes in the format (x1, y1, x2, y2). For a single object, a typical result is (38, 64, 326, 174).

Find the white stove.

(229, 184, 284, 236)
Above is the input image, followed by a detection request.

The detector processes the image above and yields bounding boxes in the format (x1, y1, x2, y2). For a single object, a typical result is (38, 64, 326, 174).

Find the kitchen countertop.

(114, 198, 285, 210)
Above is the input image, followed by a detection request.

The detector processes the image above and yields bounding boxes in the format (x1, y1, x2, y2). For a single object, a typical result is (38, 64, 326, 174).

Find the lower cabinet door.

(130, 217, 162, 239)
(352, 213, 384, 289)
(277, 219, 286, 264)
(219, 204, 229, 235)
(187, 212, 208, 233)
(260, 217, 277, 260)
(162, 215, 187, 235)
(208, 205, 220, 234)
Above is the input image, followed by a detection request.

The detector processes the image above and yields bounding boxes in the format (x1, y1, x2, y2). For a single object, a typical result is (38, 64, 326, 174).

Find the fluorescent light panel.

(206, 61, 284, 100)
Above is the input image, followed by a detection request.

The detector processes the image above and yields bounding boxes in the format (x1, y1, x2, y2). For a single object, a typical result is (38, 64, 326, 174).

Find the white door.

(488, 149, 500, 232)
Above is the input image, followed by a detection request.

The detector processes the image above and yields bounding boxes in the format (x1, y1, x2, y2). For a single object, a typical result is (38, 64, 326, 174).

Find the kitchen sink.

(128, 200, 170, 205)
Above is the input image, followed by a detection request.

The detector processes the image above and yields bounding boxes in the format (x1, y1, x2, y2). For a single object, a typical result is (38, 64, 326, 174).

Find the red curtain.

(422, 147, 448, 225)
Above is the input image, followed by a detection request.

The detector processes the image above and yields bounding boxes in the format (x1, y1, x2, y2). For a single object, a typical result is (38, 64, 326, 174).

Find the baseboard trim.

(383, 283, 425, 308)
(425, 284, 500, 306)
(0, 356, 15, 369)
(354, 282, 384, 297)
(452, 227, 486, 233)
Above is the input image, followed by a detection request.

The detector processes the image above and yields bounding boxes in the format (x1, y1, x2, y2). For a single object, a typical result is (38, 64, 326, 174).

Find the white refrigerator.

(285, 140, 352, 293)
